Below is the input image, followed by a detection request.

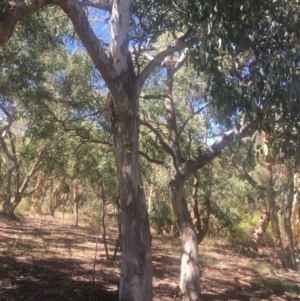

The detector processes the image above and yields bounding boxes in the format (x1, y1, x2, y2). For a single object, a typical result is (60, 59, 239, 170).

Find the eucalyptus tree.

(0, 1, 210, 299)
(0, 100, 54, 215)
(1, 0, 300, 300)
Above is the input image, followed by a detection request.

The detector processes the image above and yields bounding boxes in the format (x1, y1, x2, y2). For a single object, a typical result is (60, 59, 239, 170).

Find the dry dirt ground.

(0, 213, 300, 301)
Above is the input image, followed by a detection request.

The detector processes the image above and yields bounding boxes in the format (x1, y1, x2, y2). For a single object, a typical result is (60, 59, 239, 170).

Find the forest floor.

(0, 212, 300, 301)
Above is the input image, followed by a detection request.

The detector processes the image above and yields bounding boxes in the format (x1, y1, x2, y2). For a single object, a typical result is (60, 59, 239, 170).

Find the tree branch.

(137, 36, 199, 95)
(0, 0, 51, 44)
(231, 155, 267, 191)
(140, 94, 165, 100)
(52, 0, 130, 119)
(181, 121, 257, 179)
(139, 119, 175, 159)
(139, 151, 166, 167)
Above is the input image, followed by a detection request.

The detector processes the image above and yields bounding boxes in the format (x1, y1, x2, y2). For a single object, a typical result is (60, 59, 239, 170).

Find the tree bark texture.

(49, 178, 54, 216)
(108, 1, 153, 299)
(292, 173, 300, 247)
(267, 165, 288, 268)
(291, 197, 299, 247)
(73, 180, 79, 227)
(112, 102, 153, 301)
(284, 161, 299, 271)
(30, 175, 42, 214)
(248, 210, 270, 250)
(190, 173, 211, 244)
(169, 177, 201, 301)
(162, 59, 201, 300)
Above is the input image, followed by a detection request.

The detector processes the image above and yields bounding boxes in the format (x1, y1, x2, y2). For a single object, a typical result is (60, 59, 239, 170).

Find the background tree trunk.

(30, 175, 42, 214)
(249, 210, 271, 250)
(292, 173, 300, 247)
(49, 178, 54, 216)
(169, 177, 201, 301)
(190, 173, 211, 244)
(73, 180, 79, 227)
(284, 161, 299, 271)
(267, 165, 287, 268)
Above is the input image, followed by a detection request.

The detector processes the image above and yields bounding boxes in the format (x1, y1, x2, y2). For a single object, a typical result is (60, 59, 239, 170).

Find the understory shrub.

(149, 199, 173, 234)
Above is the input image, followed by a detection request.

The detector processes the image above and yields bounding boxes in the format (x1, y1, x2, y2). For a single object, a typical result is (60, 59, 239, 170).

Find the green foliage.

(149, 199, 173, 234)
(14, 197, 31, 214)
(210, 201, 242, 236)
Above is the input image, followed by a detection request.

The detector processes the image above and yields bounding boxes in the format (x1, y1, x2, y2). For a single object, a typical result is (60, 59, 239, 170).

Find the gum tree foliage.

(0, 14, 111, 214)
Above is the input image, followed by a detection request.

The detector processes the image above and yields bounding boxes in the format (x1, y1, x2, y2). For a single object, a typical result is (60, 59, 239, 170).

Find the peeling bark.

(112, 103, 153, 301)
(249, 210, 271, 250)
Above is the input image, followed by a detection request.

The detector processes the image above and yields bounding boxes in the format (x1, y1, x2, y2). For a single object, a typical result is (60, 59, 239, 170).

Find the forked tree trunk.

(248, 210, 271, 250)
(162, 57, 201, 300)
